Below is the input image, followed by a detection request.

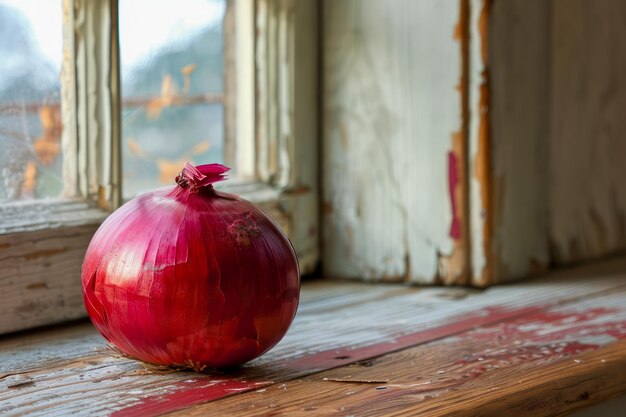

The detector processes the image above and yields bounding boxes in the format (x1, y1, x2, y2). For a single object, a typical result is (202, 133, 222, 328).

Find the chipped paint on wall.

(469, 0, 492, 286)
(439, 0, 471, 286)
(323, 0, 463, 284)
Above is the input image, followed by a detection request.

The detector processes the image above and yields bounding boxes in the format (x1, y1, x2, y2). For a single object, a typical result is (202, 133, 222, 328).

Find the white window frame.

(0, 0, 318, 335)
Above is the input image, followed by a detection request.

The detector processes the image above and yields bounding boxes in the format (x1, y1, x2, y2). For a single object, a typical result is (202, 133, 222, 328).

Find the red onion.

(82, 163, 299, 369)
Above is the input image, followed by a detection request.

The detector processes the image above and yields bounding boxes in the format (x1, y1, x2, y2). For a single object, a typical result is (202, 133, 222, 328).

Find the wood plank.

(322, 0, 467, 284)
(2, 258, 626, 416)
(0, 224, 98, 334)
(548, 0, 626, 264)
(468, 0, 551, 286)
(0, 199, 106, 235)
(168, 291, 626, 416)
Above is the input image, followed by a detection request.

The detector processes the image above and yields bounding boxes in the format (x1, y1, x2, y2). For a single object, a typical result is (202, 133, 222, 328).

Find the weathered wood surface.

(322, 0, 626, 286)
(548, 0, 626, 265)
(468, 0, 550, 286)
(0, 188, 294, 336)
(0, 223, 99, 334)
(177, 292, 626, 416)
(255, 0, 320, 275)
(322, 0, 467, 284)
(2, 258, 626, 416)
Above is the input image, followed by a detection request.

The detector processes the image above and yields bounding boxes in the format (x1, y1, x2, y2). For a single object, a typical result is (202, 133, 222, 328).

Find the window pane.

(0, 1, 63, 202)
(120, 0, 226, 198)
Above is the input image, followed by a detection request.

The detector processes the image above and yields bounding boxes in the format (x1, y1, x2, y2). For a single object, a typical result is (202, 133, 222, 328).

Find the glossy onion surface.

(82, 164, 300, 369)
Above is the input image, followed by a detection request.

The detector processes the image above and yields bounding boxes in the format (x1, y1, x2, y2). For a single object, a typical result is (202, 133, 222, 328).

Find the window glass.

(0, 1, 63, 202)
(119, 0, 226, 198)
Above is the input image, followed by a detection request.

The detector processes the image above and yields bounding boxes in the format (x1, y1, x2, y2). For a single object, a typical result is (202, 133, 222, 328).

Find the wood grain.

(322, 0, 466, 284)
(0, 223, 98, 334)
(548, 0, 626, 264)
(255, 0, 320, 275)
(166, 290, 626, 416)
(3, 258, 626, 416)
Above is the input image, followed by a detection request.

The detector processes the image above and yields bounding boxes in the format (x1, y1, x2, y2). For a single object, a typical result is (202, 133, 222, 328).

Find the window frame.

(0, 0, 319, 335)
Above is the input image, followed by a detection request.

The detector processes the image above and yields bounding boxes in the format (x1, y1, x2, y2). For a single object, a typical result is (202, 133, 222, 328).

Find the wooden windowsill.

(2, 258, 626, 416)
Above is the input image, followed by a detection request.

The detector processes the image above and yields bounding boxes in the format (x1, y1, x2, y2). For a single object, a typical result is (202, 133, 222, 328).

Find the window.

(0, 0, 318, 335)
(0, 1, 64, 202)
(119, 0, 227, 198)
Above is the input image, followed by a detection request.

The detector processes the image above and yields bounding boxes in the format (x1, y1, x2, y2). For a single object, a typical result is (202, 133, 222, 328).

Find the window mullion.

(73, 0, 122, 210)
(61, 0, 79, 198)
(254, 0, 319, 273)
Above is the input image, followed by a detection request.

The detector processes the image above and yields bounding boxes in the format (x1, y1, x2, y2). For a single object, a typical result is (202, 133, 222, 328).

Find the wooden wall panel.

(322, 0, 626, 286)
(549, 0, 626, 264)
(322, 0, 467, 284)
(469, 0, 550, 285)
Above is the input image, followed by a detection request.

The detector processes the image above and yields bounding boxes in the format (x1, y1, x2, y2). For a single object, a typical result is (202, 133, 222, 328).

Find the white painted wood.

(74, 0, 121, 209)
(280, 0, 319, 275)
(256, 0, 320, 274)
(322, 0, 464, 283)
(468, 0, 550, 285)
(468, 0, 488, 285)
(233, 0, 256, 180)
(548, 0, 626, 264)
(0, 224, 98, 334)
(0, 199, 106, 235)
(61, 0, 79, 198)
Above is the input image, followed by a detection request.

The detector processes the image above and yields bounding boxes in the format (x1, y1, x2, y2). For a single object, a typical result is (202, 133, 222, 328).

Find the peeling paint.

(439, 0, 471, 286)
(448, 151, 462, 240)
(323, 0, 463, 283)
(473, 0, 493, 286)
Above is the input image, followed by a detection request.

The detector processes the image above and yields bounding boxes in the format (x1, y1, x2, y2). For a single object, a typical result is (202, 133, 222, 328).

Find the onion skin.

(82, 164, 299, 369)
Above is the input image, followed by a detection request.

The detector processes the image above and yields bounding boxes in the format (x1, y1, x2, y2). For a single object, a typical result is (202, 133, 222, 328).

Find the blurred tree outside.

(0, 0, 227, 202)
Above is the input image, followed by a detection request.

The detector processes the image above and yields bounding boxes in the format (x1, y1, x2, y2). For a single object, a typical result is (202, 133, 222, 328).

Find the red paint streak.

(286, 305, 540, 371)
(462, 307, 626, 344)
(111, 305, 626, 416)
(449, 306, 626, 379)
(447, 151, 461, 239)
(111, 379, 271, 417)
(455, 341, 599, 366)
(112, 305, 540, 416)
